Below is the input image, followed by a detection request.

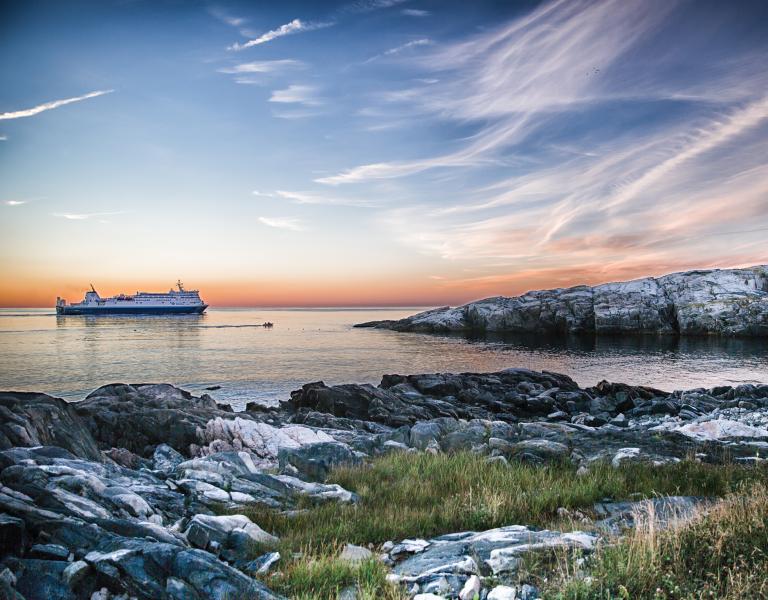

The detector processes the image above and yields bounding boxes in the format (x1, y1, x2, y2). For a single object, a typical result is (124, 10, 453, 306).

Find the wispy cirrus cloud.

(269, 85, 322, 106)
(4, 200, 26, 206)
(218, 59, 305, 74)
(0, 90, 113, 121)
(363, 38, 433, 64)
(340, 0, 408, 15)
(321, 0, 768, 283)
(230, 19, 332, 50)
(52, 211, 126, 221)
(228, 0, 407, 51)
(402, 9, 430, 17)
(218, 59, 306, 84)
(275, 190, 377, 207)
(258, 216, 305, 231)
(254, 189, 375, 206)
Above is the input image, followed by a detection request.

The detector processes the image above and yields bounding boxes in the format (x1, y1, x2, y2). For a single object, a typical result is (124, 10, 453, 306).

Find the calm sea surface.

(1, 308, 767, 410)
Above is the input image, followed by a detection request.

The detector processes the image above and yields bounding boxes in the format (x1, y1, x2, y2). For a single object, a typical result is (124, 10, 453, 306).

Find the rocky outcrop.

(0, 385, 363, 600)
(285, 370, 586, 426)
(0, 392, 102, 460)
(356, 265, 768, 336)
(3, 369, 768, 599)
(0, 441, 359, 599)
(0, 445, 289, 599)
(282, 369, 768, 467)
(72, 384, 256, 457)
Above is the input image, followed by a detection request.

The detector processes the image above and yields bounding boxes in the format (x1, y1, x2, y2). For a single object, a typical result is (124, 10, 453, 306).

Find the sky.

(1, 0, 767, 307)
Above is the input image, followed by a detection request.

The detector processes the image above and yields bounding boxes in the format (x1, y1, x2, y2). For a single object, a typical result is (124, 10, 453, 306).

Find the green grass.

(544, 482, 768, 600)
(261, 553, 406, 600)
(245, 452, 765, 550)
(233, 452, 768, 599)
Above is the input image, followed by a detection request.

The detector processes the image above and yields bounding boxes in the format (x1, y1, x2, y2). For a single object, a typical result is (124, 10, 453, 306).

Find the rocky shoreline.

(2, 370, 768, 599)
(356, 265, 768, 336)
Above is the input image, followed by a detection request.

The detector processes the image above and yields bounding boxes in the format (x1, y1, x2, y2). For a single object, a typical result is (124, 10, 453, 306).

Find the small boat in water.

(55, 281, 208, 315)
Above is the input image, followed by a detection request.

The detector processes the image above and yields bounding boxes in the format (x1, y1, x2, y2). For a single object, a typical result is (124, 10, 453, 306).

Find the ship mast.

(176, 279, 185, 292)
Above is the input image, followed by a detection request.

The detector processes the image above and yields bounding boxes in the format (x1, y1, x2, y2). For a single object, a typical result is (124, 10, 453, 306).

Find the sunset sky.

(1, 0, 767, 307)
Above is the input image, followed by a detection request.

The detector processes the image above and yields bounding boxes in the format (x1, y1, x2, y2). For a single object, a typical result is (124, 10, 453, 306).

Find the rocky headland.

(356, 265, 768, 336)
(2, 369, 768, 599)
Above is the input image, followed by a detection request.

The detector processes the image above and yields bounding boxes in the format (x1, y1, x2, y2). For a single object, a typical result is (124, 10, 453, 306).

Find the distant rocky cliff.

(356, 265, 768, 336)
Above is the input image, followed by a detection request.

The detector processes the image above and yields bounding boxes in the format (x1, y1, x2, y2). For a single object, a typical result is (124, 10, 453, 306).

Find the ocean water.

(1, 307, 767, 410)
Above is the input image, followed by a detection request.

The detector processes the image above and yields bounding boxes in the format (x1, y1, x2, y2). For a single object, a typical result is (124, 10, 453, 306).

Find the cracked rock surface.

(356, 265, 768, 336)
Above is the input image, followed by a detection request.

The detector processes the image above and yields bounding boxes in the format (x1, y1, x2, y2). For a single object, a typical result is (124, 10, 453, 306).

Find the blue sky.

(1, 0, 767, 306)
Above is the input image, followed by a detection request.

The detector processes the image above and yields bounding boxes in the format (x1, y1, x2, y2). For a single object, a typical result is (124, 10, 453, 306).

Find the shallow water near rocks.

(1, 307, 767, 410)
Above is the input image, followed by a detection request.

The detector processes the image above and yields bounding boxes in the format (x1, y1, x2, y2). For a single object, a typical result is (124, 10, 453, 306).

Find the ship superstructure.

(56, 281, 208, 315)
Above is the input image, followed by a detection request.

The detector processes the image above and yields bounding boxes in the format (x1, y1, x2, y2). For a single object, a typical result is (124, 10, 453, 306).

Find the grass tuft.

(260, 550, 406, 600)
(544, 482, 768, 599)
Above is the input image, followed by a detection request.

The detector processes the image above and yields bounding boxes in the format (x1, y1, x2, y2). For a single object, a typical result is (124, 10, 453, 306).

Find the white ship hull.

(55, 282, 208, 315)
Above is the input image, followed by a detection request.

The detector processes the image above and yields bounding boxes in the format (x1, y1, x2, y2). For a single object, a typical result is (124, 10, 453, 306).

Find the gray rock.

(512, 439, 570, 463)
(83, 542, 284, 599)
(278, 441, 359, 481)
(611, 447, 641, 468)
(0, 392, 102, 460)
(339, 543, 373, 563)
(29, 543, 70, 560)
(356, 265, 768, 337)
(487, 586, 517, 600)
(75, 383, 250, 456)
(389, 525, 596, 589)
(184, 514, 278, 553)
(459, 574, 481, 600)
(14, 559, 72, 600)
(243, 551, 281, 575)
(410, 422, 443, 450)
(153, 444, 184, 472)
(62, 560, 90, 587)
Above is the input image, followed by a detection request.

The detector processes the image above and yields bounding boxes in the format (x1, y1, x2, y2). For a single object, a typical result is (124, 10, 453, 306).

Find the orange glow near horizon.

(2, 257, 764, 309)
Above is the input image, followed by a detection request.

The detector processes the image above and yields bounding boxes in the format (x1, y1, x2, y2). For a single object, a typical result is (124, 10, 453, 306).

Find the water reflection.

(2, 308, 767, 409)
(457, 329, 768, 358)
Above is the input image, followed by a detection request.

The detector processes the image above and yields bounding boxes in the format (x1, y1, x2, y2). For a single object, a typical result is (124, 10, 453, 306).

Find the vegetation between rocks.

(236, 452, 768, 598)
(544, 482, 768, 600)
(263, 553, 407, 600)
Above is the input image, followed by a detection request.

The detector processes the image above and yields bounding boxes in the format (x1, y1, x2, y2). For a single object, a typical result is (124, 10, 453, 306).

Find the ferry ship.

(55, 281, 208, 315)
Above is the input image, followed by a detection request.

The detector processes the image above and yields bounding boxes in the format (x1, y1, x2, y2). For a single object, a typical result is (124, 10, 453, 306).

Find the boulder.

(673, 419, 768, 441)
(0, 392, 101, 460)
(153, 443, 185, 472)
(410, 422, 443, 450)
(459, 574, 481, 600)
(197, 418, 334, 468)
(339, 543, 373, 563)
(389, 524, 597, 591)
(242, 551, 281, 575)
(278, 441, 359, 481)
(73, 384, 245, 456)
(487, 586, 518, 600)
(184, 514, 278, 560)
(511, 439, 570, 463)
